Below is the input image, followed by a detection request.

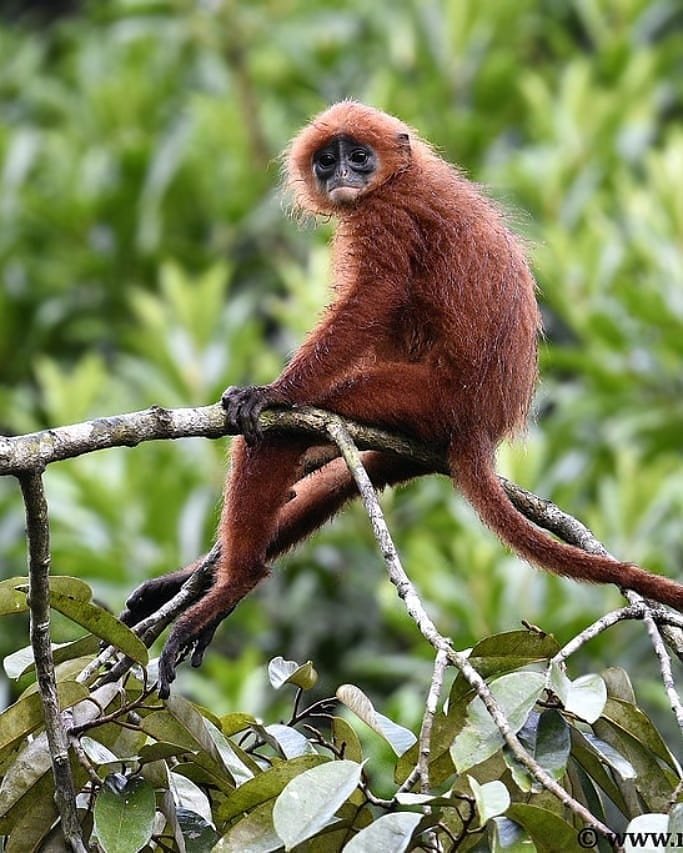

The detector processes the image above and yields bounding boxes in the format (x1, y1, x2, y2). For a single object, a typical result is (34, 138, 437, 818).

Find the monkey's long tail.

(449, 438, 683, 611)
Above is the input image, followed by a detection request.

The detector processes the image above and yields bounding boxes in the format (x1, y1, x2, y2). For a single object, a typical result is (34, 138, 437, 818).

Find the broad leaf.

(213, 800, 281, 853)
(344, 812, 422, 852)
(267, 656, 318, 690)
(3, 635, 98, 679)
(506, 804, 584, 853)
(272, 760, 362, 850)
(49, 592, 148, 664)
(450, 631, 559, 702)
(564, 674, 606, 723)
(451, 672, 545, 772)
(93, 775, 155, 853)
(337, 684, 416, 756)
(0, 681, 88, 756)
(469, 777, 511, 824)
(263, 724, 316, 758)
(217, 755, 327, 823)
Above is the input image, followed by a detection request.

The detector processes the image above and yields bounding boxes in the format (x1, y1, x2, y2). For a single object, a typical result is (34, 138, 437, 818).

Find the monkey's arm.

(223, 288, 407, 442)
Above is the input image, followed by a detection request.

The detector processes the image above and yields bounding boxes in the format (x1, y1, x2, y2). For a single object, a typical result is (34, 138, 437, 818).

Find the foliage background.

(1, 0, 682, 748)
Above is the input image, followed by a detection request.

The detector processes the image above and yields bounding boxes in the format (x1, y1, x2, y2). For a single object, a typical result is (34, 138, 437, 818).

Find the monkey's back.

(336, 147, 541, 445)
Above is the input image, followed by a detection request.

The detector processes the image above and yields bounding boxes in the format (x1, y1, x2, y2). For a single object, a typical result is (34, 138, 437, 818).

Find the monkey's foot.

(157, 613, 230, 699)
(221, 384, 290, 446)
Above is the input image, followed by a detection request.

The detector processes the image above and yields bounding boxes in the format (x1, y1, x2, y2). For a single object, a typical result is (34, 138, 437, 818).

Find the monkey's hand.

(221, 384, 290, 445)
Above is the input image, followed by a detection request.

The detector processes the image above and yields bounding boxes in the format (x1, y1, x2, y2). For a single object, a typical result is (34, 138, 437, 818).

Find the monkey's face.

(312, 135, 377, 205)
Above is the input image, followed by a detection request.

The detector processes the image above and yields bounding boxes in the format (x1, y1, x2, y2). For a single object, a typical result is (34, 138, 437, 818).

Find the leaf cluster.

(0, 587, 680, 852)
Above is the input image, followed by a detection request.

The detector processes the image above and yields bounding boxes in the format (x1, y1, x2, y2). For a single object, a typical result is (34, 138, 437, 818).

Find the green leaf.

(93, 775, 155, 853)
(3, 635, 98, 679)
(331, 716, 363, 764)
(49, 592, 147, 665)
(601, 667, 636, 704)
(469, 777, 511, 824)
(580, 731, 636, 780)
(0, 578, 29, 616)
(204, 719, 256, 785)
(144, 694, 257, 787)
(0, 576, 91, 617)
(1, 684, 119, 822)
(507, 710, 570, 791)
(592, 717, 676, 812)
(601, 697, 678, 770)
(569, 730, 629, 815)
(170, 771, 212, 825)
(176, 807, 219, 852)
(344, 812, 422, 852)
(80, 737, 119, 767)
(450, 631, 560, 702)
(546, 661, 570, 706)
(217, 755, 328, 823)
(0, 681, 88, 757)
(213, 800, 282, 853)
(489, 816, 536, 851)
(219, 712, 258, 736)
(505, 804, 584, 853)
(451, 673, 545, 772)
(263, 724, 316, 758)
(267, 656, 318, 690)
(272, 760, 363, 850)
(564, 674, 606, 723)
(336, 684, 416, 756)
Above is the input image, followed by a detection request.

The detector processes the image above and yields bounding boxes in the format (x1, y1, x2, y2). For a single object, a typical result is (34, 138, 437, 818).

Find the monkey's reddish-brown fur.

(135, 102, 682, 692)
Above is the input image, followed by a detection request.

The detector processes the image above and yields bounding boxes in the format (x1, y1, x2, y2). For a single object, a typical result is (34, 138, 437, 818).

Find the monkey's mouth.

(328, 186, 363, 204)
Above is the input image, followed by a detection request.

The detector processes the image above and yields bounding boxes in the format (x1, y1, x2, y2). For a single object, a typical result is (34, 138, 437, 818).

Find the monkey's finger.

(157, 649, 177, 700)
(190, 627, 218, 667)
(244, 400, 265, 445)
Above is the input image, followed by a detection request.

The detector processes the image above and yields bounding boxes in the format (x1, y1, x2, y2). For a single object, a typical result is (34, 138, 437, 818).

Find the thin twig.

(324, 416, 620, 847)
(418, 649, 449, 794)
(625, 591, 683, 734)
(19, 471, 86, 853)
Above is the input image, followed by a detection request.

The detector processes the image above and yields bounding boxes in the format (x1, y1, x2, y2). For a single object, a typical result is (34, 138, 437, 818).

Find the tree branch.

(19, 471, 86, 853)
(324, 416, 619, 845)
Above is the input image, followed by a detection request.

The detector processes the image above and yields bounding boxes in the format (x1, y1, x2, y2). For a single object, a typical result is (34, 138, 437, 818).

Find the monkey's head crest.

(285, 101, 415, 216)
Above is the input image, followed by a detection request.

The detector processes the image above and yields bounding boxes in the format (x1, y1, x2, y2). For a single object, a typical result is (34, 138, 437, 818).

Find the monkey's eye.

(316, 152, 336, 170)
(349, 149, 369, 166)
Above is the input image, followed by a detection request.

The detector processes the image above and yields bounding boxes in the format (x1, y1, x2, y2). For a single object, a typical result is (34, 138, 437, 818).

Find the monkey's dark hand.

(221, 384, 290, 446)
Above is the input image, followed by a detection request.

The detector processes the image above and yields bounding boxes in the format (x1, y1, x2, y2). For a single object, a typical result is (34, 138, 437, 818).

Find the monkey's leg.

(269, 450, 431, 558)
(121, 450, 427, 632)
(155, 449, 428, 696)
(157, 435, 310, 697)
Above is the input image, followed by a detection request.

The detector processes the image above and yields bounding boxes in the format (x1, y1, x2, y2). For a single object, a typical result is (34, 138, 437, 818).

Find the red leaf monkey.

(123, 101, 683, 697)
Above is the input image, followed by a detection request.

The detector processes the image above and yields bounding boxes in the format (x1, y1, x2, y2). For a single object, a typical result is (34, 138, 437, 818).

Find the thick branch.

(0, 401, 647, 556)
(0, 404, 439, 475)
(19, 472, 85, 853)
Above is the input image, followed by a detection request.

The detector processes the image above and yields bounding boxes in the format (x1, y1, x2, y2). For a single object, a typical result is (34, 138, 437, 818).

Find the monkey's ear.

(397, 132, 411, 149)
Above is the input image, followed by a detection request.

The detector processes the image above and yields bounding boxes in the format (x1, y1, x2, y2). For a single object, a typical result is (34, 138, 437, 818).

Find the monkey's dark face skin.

(312, 135, 377, 204)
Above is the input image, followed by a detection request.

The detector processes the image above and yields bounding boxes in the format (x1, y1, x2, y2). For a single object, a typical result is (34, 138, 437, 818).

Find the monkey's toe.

(158, 632, 184, 699)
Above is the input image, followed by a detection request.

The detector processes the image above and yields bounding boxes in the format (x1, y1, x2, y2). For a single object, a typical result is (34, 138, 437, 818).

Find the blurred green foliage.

(1, 0, 682, 740)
